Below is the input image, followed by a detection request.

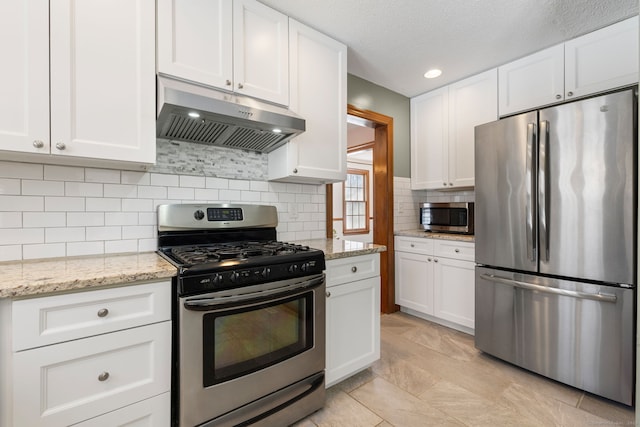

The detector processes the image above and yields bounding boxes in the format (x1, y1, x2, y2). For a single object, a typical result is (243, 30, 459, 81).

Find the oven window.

(202, 291, 314, 386)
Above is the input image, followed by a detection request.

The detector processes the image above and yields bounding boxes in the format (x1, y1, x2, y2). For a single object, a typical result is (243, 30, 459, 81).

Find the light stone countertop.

(294, 238, 387, 260)
(395, 230, 475, 243)
(0, 252, 177, 299)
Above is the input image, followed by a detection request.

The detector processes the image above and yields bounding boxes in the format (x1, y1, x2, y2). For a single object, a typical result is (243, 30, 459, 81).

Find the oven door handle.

(183, 274, 325, 311)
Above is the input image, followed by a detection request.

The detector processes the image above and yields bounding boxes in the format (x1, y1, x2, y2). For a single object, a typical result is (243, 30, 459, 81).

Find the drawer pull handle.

(98, 371, 110, 382)
(326, 291, 331, 298)
(351, 266, 357, 273)
(455, 249, 460, 253)
(97, 308, 109, 318)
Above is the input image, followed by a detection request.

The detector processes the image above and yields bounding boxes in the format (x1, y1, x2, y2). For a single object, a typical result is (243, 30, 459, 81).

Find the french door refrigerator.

(474, 87, 637, 405)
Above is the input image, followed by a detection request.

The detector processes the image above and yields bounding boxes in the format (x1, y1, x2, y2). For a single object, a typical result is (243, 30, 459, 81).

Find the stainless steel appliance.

(419, 202, 474, 234)
(474, 87, 637, 405)
(157, 204, 326, 426)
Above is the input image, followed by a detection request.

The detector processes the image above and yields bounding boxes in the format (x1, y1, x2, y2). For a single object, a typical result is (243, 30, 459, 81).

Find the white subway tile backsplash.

(121, 171, 150, 185)
(151, 173, 179, 187)
(23, 212, 66, 228)
(22, 180, 65, 196)
(105, 212, 138, 226)
(168, 187, 195, 200)
(104, 184, 137, 198)
(0, 178, 20, 195)
(65, 182, 103, 197)
(105, 239, 138, 254)
(86, 198, 121, 212)
(23, 243, 66, 260)
(138, 212, 156, 226)
(250, 181, 269, 192)
(205, 177, 229, 189)
(0, 161, 43, 179)
(0, 195, 44, 212)
(229, 180, 250, 190)
(137, 185, 167, 199)
(240, 191, 261, 202)
(85, 168, 121, 183)
(67, 241, 104, 257)
(0, 245, 22, 261)
(179, 175, 205, 188)
(46, 227, 85, 243)
(194, 189, 219, 201)
(122, 199, 153, 212)
(0, 228, 44, 245)
(45, 196, 84, 212)
(137, 238, 157, 252)
(0, 212, 22, 228)
(219, 189, 241, 201)
(44, 165, 84, 182)
(67, 212, 104, 227)
(86, 226, 122, 241)
(122, 225, 155, 239)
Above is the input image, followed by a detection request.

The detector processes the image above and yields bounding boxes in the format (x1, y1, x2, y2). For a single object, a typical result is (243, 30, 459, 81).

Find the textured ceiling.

(258, 0, 639, 98)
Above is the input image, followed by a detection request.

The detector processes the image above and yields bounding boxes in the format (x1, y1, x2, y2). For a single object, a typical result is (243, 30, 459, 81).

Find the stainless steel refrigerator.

(474, 87, 637, 405)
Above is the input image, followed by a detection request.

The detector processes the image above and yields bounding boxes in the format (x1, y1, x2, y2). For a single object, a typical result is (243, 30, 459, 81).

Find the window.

(343, 169, 369, 234)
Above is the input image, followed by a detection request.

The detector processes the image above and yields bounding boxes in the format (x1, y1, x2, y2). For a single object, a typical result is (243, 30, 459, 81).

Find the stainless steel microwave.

(419, 202, 474, 234)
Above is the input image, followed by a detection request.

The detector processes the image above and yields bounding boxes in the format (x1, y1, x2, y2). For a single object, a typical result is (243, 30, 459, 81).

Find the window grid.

(343, 169, 369, 235)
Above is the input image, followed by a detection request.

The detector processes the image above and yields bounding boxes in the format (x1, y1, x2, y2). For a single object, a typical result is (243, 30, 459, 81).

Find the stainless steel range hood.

(156, 76, 305, 152)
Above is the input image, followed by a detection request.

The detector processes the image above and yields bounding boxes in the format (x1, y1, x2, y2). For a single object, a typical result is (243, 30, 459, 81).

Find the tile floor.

(296, 312, 635, 426)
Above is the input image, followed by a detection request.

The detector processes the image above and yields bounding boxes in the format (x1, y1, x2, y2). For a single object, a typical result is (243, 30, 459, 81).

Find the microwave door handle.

(538, 120, 550, 262)
(525, 122, 537, 262)
(183, 274, 324, 311)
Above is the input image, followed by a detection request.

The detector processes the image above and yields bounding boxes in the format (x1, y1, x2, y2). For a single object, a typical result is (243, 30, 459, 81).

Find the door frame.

(326, 104, 397, 313)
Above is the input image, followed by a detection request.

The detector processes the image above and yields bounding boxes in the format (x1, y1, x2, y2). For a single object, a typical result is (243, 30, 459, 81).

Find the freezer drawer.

(475, 266, 635, 405)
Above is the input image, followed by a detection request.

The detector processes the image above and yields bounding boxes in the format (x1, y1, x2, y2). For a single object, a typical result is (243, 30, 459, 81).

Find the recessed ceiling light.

(424, 69, 442, 79)
(188, 111, 200, 118)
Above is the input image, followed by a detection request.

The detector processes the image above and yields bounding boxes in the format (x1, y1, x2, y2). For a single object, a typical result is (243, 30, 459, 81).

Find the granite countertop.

(395, 230, 475, 243)
(294, 238, 387, 260)
(0, 252, 178, 299)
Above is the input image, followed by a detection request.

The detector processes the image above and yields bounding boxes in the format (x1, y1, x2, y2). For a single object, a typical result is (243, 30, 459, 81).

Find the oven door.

(177, 273, 325, 427)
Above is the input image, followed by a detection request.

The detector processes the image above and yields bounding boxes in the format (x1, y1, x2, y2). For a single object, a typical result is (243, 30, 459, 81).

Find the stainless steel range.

(157, 204, 326, 427)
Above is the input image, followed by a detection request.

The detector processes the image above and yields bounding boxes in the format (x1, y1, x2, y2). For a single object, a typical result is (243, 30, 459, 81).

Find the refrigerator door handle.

(538, 120, 550, 262)
(525, 122, 537, 262)
(480, 274, 617, 303)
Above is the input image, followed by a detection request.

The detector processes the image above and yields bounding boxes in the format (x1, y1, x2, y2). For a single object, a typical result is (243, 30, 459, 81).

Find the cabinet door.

(325, 276, 380, 387)
(498, 44, 564, 116)
(410, 87, 448, 190)
(49, 0, 156, 164)
(269, 19, 347, 183)
(448, 69, 497, 188)
(565, 17, 639, 99)
(433, 257, 475, 329)
(73, 392, 170, 427)
(13, 322, 171, 427)
(157, 0, 233, 91)
(394, 250, 434, 314)
(0, 0, 50, 154)
(233, 0, 289, 105)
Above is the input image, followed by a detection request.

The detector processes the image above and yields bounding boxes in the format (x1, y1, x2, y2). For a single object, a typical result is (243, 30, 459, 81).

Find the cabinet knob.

(434, 258, 439, 263)
(32, 140, 44, 148)
(427, 257, 432, 262)
(238, 83, 244, 89)
(55, 142, 66, 151)
(225, 79, 232, 86)
(567, 91, 574, 97)
(443, 182, 447, 186)
(449, 182, 453, 186)
(326, 291, 331, 298)
(555, 94, 562, 100)
(351, 266, 357, 273)
(97, 308, 109, 318)
(454, 248, 460, 253)
(410, 243, 415, 248)
(293, 168, 298, 174)
(98, 371, 110, 382)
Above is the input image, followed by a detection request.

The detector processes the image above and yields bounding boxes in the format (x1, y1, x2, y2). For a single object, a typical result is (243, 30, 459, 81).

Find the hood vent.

(157, 76, 305, 153)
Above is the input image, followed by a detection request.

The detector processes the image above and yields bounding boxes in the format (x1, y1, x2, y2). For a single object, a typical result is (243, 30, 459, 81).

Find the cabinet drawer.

(13, 281, 171, 351)
(326, 254, 380, 288)
(13, 322, 171, 427)
(73, 392, 170, 427)
(434, 240, 475, 262)
(394, 236, 434, 255)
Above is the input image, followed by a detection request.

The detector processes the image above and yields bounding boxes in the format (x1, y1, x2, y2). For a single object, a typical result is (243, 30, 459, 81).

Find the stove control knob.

(288, 264, 299, 273)
(301, 262, 310, 272)
(212, 274, 223, 285)
(194, 210, 205, 220)
(261, 268, 271, 278)
(230, 272, 240, 282)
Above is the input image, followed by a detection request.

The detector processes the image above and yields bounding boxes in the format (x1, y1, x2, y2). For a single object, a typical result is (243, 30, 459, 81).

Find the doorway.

(326, 104, 396, 314)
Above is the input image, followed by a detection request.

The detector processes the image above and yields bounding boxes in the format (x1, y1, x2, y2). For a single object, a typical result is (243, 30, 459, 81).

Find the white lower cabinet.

(395, 236, 475, 333)
(7, 281, 172, 427)
(325, 254, 380, 387)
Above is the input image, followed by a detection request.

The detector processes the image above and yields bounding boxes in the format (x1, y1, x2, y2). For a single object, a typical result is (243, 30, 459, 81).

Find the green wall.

(347, 74, 411, 178)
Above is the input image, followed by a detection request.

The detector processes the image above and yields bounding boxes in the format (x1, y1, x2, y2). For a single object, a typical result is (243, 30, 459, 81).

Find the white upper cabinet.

(411, 68, 497, 190)
(157, 0, 289, 106)
(498, 45, 565, 116)
(565, 16, 639, 99)
(0, 0, 156, 167)
(0, 0, 50, 154)
(268, 19, 347, 183)
(157, 0, 233, 90)
(499, 17, 639, 116)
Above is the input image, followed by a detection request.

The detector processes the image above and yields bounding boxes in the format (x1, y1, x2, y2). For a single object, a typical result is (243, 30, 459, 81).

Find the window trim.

(342, 168, 370, 235)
